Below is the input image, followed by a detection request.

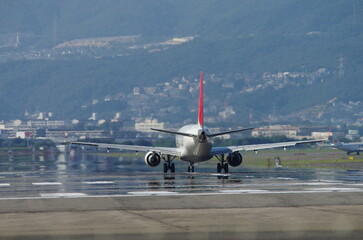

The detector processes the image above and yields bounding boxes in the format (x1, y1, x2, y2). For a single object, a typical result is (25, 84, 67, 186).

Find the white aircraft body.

(72, 72, 325, 173)
(332, 142, 363, 155)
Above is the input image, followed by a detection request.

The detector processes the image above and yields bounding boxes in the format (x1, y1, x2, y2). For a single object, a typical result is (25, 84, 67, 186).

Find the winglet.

(198, 71, 204, 127)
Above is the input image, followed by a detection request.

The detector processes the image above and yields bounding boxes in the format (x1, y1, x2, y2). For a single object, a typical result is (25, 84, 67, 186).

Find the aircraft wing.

(71, 142, 182, 157)
(211, 139, 325, 155)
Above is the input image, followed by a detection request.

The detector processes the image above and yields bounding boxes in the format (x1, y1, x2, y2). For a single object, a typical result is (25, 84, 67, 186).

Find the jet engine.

(144, 151, 161, 167)
(227, 152, 243, 167)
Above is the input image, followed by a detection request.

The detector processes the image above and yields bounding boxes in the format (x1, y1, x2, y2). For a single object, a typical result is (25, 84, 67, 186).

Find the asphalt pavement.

(0, 152, 363, 239)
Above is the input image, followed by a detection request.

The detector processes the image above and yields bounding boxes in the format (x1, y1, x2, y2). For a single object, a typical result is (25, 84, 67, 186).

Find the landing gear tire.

(216, 154, 229, 173)
(217, 162, 228, 173)
(171, 163, 175, 173)
(164, 162, 176, 173)
(223, 163, 229, 173)
(163, 155, 176, 173)
(187, 164, 195, 173)
(163, 163, 168, 173)
(217, 163, 222, 173)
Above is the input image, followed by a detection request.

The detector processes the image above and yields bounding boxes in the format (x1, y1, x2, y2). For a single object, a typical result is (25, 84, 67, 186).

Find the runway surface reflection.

(0, 152, 362, 199)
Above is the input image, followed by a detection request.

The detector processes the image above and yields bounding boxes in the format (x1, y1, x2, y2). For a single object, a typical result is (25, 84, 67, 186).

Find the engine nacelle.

(227, 152, 243, 167)
(144, 151, 161, 167)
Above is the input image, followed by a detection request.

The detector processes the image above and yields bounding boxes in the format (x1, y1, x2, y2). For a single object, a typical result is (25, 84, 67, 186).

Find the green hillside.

(0, 0, 362, 121)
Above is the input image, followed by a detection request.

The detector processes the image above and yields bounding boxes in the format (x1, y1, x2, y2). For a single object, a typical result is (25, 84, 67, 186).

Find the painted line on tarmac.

(220, 188, 363, 194)
(0, 187, 362, 201)
(128, 191, 179, 196)
(245, 182, 343, 187)
(39, 193, 87, 198)
(0, 183, 10, 187)
(220, 189, 270, 194)
(32, 182, 63, 186)
(304, 187, 363, 192)
(210, 174, 230, 177)
(83, 181, 115, 185)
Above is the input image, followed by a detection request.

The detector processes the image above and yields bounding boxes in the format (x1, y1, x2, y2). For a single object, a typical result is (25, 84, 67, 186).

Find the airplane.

(331, 141, 363, 155)
(71, 72, 325, 173)
(326, 127, 362, 155)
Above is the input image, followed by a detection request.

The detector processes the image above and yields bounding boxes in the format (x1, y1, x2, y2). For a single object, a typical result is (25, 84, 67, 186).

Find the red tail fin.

(198, 71, 204, 127)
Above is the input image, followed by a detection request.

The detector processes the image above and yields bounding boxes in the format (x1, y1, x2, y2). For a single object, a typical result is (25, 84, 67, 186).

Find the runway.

(0, 152, 363, 239)
(1, 151, 363, 199)
(1, 164, 363, 199)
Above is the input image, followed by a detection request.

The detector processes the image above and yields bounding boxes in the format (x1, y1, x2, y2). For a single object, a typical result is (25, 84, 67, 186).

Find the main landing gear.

(187, 163, 195, 173)
(163, 155, 175, 173)
(216, 154, 229, 173)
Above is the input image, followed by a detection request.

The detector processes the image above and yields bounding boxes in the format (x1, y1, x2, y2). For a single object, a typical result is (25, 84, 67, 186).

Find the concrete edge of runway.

(1, 191, 363, 213)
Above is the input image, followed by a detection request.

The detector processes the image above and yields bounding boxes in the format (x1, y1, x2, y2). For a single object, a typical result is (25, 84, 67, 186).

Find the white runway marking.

(83, 181, 114, 185)
(128, 191, 179, 196)
(233, 182, 343, 188)
(32, 182, 63, 186)
(219, 189, 270, 194)
(210, 174, 230, 177)
(305, 187, 363, 192)
(0, 186, 361, 200)
(40, 193, 87, 198)
(0, 183, 10, 187)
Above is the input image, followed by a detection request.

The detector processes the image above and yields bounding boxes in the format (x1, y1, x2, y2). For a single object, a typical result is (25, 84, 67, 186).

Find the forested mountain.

(0, 0, 362, 123)
(2, 0, 361, 43)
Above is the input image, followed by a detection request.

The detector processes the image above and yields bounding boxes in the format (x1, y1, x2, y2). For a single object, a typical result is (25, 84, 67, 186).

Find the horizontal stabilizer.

(150, 128, 197, 137)
(207, 127, 254, 138)
(151, 127, 253, 138)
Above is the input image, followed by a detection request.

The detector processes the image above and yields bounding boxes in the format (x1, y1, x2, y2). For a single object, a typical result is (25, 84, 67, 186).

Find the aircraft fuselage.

(176, 124, 213, 162)
(334, 143, 363, 155)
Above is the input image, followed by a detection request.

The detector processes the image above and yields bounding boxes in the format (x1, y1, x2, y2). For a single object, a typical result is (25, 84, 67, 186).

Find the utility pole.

(338, 56, 344, 78)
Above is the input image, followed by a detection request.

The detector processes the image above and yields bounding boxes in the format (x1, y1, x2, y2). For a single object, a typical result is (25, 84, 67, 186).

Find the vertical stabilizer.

(198, 71, 204, 127)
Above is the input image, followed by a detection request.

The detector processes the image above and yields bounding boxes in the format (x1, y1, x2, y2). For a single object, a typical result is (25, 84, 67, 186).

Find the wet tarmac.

(1, 152, 363, 199)
(1, 152, 363, 239)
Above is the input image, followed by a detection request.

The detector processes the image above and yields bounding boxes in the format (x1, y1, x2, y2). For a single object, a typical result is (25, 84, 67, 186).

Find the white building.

(252, 125, 299, 138)
(311, 132, 332, 139)
(135, 118, 164, 133)
(16, 131, 32, 139)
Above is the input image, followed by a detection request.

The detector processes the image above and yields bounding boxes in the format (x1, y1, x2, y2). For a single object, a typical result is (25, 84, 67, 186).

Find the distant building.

(89, 113, 97, 121)
(45, 120, 66, 129)
(133, 87, 140, 95)
(346, 129, 360, 140)
(46, 130, 104, 139)
(252, 125, 299, 138)
(111, 113, 122, 122)
(219, 106, 235, 119)
(311, 132, 331, 140)
(12, 120, 22, 127)
(0, 129, 13, 138)
(72, 119, 80, 125)
(98, 119, 106, 125)
(205, 117, 218, 124)
(29, 120, 66, 129)
(135, 118, 164, 133)
(16, 131, 32, 139)
(144, 87, 157, 95)
(122, 121, 136, 131)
